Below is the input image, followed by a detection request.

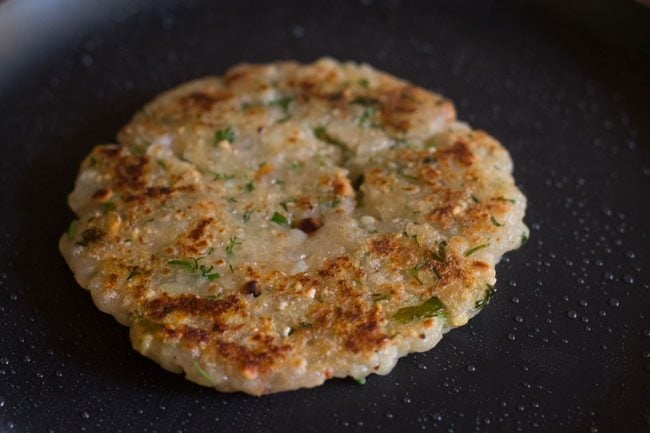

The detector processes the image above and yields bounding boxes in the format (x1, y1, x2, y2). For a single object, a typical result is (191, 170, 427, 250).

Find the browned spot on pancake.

(370, 236, 395, 256)
(189, 218, 214, 241)
(92, 188, 112, 201)
(105, 273, 118, 289)
(343, 308, 387, 353)
(163, 325, 211, 344)
(214, 338, 293, 375)
(97, 146, 122, 158)
(116, 155, 149, 191)
(179, 91, 234, 110)
(145, 294, 243, 321)
(438, 140, 474, 166)
(381, 85, 421, 131)
(471, 260, 490, 270)
(317, 256, 357, 278)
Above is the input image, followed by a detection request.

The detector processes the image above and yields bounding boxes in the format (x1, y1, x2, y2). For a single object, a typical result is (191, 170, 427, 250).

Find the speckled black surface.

(0, 0, 649, 432)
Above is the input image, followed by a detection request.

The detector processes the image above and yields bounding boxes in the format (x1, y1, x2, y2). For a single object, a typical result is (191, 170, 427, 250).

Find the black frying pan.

(1, 1, 649, 432)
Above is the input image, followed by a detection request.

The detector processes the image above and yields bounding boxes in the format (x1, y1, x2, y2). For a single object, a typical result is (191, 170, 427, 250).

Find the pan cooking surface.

(0, 0, 648, 432)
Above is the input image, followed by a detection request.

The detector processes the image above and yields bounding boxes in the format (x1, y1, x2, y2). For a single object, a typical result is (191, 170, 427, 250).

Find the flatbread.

(59, 58, 528, 395)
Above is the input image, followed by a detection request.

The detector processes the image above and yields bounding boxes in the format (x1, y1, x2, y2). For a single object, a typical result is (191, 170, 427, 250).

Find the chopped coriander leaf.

(326, 197, 341, 208)
(407, 267, 423, 285)
(137, 318, 165, 334)
(313, 127, 351, 160)
(358, 106, 377, 127)
(243, 209, 253, 222)
(290, 161, 304, 169)
(213, 172, 235, 180)
(199, 266, 218, 280)
(490, 216, 504, 227)
(475, 284, 496, 310)
(370, 293, 390, 302)
(156, 159, 168, 170)
(494, 197, 516, 204)
(465, 243, 490, 257)
(67, 220, 78, 240)
(103, 201, 116, 212)
(270, 211, 289, 226)
(227, 196, 238, 203)
(214, 126, 235, 143)
(394, 296, 447, 324)
(225, 236, 241, 257)
(432, 241, 447, 262)
(126, 267, 142, 281)
(520, 232, 529, 247)
(168, 259, 195, 270)
(130, 144, 147, 156)
(270, 96, 293, 120)
(358, 78, 369, 88)
(354, 377, 367, 385)
(245, 180, 255, 192)
(194, 362, 214, 384)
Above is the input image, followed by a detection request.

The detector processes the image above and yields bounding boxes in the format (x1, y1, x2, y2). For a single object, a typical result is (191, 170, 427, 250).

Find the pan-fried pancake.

(59, 58, 528, 395)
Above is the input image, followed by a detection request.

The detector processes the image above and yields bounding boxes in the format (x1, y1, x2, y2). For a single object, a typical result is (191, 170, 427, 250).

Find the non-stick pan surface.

(0, 1, 649, 432)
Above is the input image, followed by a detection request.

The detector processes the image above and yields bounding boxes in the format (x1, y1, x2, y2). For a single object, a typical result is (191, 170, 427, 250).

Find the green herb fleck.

(287, 321, 312, 336)
(371, 293, 390, 302)
(326, 197, 341, 208)
(245, 180, 255, 192)
(358, 78, 369, 88)
(168, 259, 195, 270)
(358, 106, 377, 127)
(407, 267, 423, 285)
(270, 96, 293, 121)
(394, 296, 447, 324)
(137, 318, 165, 334)
(168, 258, 220, 280)
(475, 284, 496, 310)
(214, 127, 235, 144)
(490, 216, 504, 227)
(130, 144, 147, 157)
(67, 220, 78, 240)
(126, 267, 142, 281)
(520, 232, 529, 247)
(270, 211, 289, 226)
(194, 361, 214, 384)
(354, 377, 367, 385)
(225, 236, 241, 257)
(243, 209, 253, 222)
(465, 243, 490, 257)
(432, 241, 447, 262)
(494, 197, 516, 204)
(213, 172, 235, 180)
(314, 126, 351, 159)
(103, 201, 116, 212)
(156, 159, 168, 170)
(290, 161, 305, 169)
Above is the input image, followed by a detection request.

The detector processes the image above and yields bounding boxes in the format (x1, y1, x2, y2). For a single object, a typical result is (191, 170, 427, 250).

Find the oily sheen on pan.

(59, 58, 528, 395)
